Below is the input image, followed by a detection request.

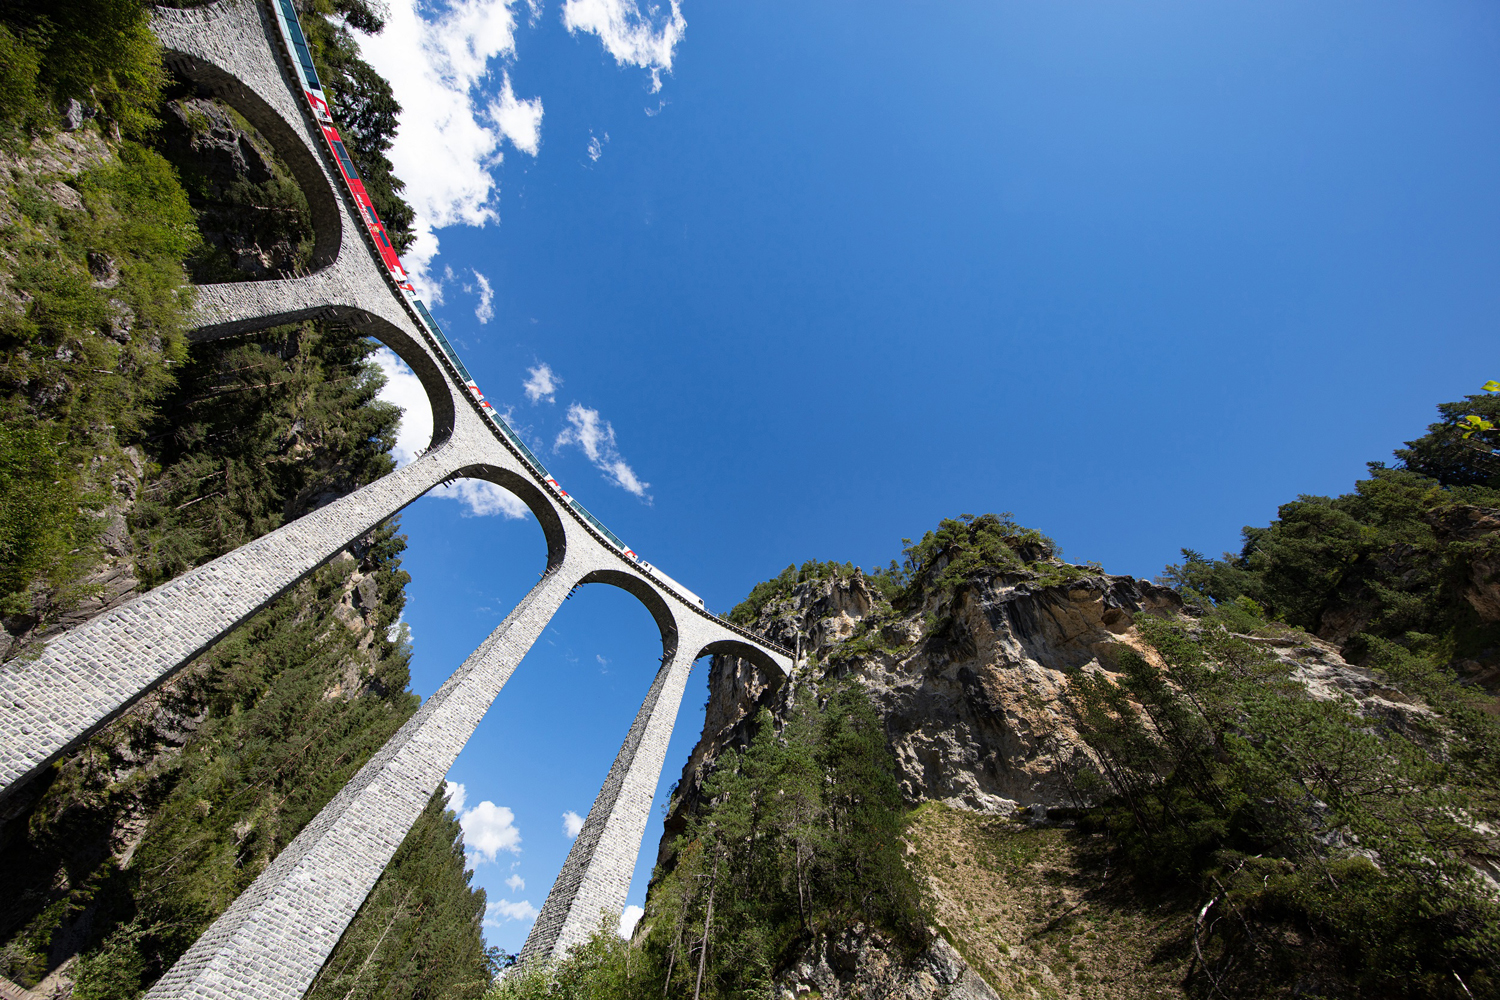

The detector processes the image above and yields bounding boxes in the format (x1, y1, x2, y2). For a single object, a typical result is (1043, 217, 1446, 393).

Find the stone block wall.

(0, 4, 795, 996)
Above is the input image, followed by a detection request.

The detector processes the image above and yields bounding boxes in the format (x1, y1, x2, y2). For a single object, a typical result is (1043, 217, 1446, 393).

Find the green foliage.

(301, 3, 417, 252)
(129, 321, 399, 588)
(896, 512, 1063, 601)
(1067, 603, 1500, 998)
(0, 140, 195, 618)
(645, 690, 926, 998)
(0, 24, 48, 139)
(494, 690, 928, 1000)
(0, 424, 105, 614)
(0, 0, 167, 138)
(155, 96, 316, 282)
(307, 790, 491, 1000)
(1157, 395, 1500, 671)
(1394, 389, 1500, 488)
(728, 513, 1081, 626)
(727, 560, 860, 625)
(488, 921, 640, 1000)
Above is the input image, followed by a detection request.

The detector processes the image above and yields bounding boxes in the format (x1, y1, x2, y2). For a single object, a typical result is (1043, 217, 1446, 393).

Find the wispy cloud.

(506, 874, 525, 892)
(562, 0, 685, 93)
(430, 479, 531, 518)
(619, 905, 644, 938)
(445, 780, 468, 814)
(587, 130, 608, 162)
(485, 899, 539, 925)
(372, 348, 434, 468)
(554, 403, 650, 499)
(473, 270, 495, 323)
(562, 810, 585, 839)
(522, 363, 560, 404)
(458, 800, 523, 867)
(490, 71, 544, 156)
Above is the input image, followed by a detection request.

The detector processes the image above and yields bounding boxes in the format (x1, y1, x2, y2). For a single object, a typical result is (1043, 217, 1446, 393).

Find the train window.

(278, 0, 322, 91)
(376, 230, 391, 248)
(330, 140, 360, 180)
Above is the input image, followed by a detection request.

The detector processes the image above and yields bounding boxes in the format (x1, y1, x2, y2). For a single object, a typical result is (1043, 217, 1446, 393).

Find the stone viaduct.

(0, 1, 792, 996)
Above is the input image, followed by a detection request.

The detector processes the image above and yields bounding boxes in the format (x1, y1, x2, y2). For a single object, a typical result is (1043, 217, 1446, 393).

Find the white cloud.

(554, 403, 650, 498)
(562, 810, 585, 839)
(587, 130, 608, 162)
(489, 72, 544, 156)
(357, 0, 527, 293)
(604, 459, 649, 497)
(445, 780, 468, 814)
(619, 905, 644, 938)
(460, 800, 523, 866)
(522, 363, 560, 404)
(554, 404, 610, 463)
(562, 0, 685, 93)
(506, 874, 525, 892)
(430, 479, 531, 518)
(485, 899, 539, 925)
(473, 270, 495, 323)
(373, 348, 435, 468)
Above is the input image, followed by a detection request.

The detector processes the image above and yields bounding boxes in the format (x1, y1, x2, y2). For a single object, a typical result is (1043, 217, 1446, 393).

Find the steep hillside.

(657, 463, 1500, 998)
(0, 2, 489, 997)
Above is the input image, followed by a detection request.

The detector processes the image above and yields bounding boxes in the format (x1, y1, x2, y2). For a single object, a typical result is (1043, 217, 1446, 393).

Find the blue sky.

(355, 0, 1500, 954)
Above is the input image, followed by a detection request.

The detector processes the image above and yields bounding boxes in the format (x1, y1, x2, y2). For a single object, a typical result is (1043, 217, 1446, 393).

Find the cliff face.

(675, 561, 1430, 830)
(658, 551, 1450, 1000)
(667, 566, 1184, 850)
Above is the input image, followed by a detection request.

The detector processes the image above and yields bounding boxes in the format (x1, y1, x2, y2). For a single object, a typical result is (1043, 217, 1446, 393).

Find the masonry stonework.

(0, 1, 793, 995)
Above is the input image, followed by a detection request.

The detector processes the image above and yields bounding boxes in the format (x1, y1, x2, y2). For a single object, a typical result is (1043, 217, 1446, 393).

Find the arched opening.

(157, 31, 344, 274)
(433, 579, 675, 957)
(155, 82, 321, 282)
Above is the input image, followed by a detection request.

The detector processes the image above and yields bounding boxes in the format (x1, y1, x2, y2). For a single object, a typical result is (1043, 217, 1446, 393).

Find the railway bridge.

(0, 2, 793, 997)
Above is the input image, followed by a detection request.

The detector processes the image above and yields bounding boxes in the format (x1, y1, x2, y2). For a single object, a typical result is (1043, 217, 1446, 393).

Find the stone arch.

(697, 636, 792, 680)
(449, 463, 570, 573)
(182, 298, 460, 454)
(572, 568, 682, 663)
(156, 3, 344, 270)
(151, 1, 469, 459)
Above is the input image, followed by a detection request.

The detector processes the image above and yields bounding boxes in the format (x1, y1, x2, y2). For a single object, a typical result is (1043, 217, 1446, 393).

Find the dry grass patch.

(908, 803, 1198, 1000)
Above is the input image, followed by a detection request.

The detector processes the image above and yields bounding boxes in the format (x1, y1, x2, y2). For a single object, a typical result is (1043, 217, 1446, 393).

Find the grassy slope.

(912, 804, 1196, 1000)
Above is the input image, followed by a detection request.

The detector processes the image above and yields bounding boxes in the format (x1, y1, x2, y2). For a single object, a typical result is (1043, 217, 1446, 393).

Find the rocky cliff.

(657, 518, 1480, 999)
(668, 564, 1192, 844)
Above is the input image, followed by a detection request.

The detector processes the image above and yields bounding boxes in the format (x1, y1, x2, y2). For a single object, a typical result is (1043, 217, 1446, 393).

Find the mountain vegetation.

(0, 1, 488, 997)
(3, 0, 1498, 998)
(528, 391, 1500, 1000)
(491, 686, 927, 1000)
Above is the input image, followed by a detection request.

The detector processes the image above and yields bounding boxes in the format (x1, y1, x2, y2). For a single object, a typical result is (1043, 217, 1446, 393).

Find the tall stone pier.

(0, 1, 792, 997)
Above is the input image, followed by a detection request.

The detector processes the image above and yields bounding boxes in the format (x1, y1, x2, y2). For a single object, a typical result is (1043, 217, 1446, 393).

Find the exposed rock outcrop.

(777, 927, 998, 1000)
(156, 94, 313, 281)
(665, 566, 1184, 855)
(659, 552, 1435, 997)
